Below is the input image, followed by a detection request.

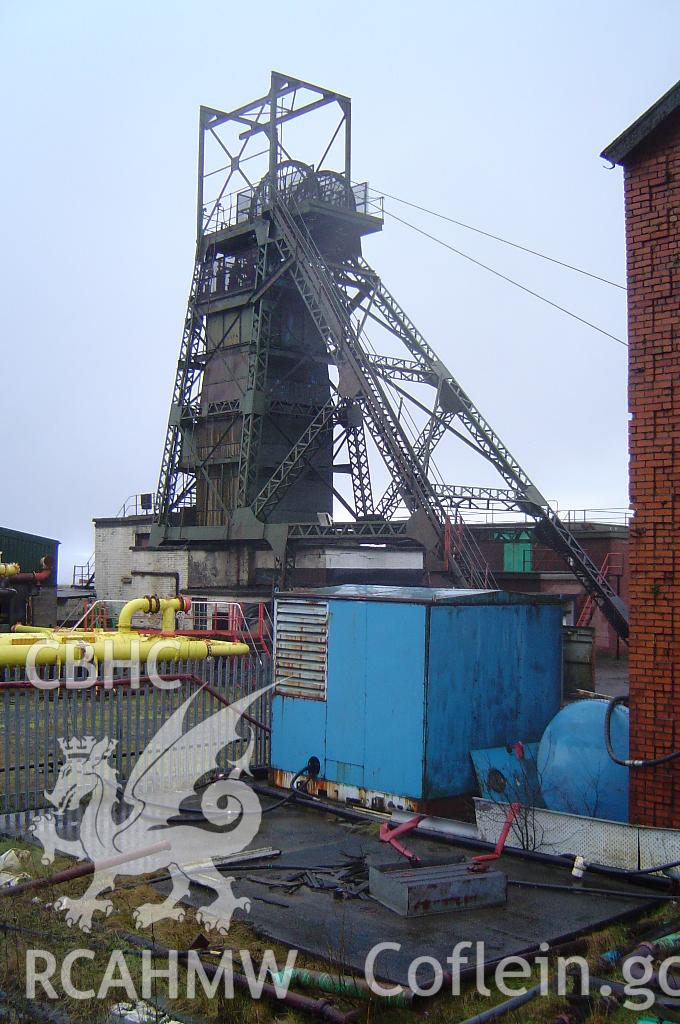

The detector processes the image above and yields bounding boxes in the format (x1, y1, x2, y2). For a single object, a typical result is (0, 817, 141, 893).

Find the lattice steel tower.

(152, 72, 628, 639)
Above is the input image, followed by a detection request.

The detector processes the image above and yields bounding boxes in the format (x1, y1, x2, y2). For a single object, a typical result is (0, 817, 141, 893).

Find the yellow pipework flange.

(160, 595, 192, 632)
(0, 593, 250, 669)
(117, 595, 162, 632)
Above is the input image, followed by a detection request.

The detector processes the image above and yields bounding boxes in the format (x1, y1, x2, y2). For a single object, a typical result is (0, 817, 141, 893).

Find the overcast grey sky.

(1, 1, 678, 581)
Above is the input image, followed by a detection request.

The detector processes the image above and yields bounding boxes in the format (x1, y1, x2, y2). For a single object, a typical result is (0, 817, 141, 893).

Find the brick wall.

(471, 526, 628, 654)
(624, 108, 680, 826)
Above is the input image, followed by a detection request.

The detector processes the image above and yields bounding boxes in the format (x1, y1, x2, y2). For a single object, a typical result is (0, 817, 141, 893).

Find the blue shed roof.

(282, 585, 563, 606)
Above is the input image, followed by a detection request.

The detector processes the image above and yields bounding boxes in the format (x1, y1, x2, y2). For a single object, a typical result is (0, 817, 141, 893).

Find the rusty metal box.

(369, 862, 507, 917)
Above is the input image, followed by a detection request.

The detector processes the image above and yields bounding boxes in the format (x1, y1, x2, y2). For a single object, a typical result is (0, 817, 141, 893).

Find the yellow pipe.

(160, 595, 192, 632)
(0, 634, 249, 668)
(11, 596, 193, 638)
(0, 563, 20, 578)
(10, 625, 54, 636)
(0, 594, 249, 669)
(117, 595, 161, 632)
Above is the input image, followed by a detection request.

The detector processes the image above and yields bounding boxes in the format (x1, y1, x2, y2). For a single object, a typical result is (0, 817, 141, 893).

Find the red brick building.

(602, 80, 680, 827)
(469, 517, 628, 655)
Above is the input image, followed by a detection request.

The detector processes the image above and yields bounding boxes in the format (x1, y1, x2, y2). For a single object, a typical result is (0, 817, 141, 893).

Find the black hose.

(634, 859, 680, 877)
(109, 764, 313, 823)
(508, 879, 665, 902)
(605, 694, 680, 767)
(260, 766, 310, 813)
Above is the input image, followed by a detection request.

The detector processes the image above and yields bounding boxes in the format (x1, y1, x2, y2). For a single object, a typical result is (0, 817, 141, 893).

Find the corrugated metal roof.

(0, 526, 59, 574)
(0, 525, 59, 547)
(280, 584, 562, 605)
(601, 79, 680, 165)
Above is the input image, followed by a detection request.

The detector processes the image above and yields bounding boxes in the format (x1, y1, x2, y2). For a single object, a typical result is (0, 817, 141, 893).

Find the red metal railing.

(210, 602, 272, 656)
(576, 552, 624, 627)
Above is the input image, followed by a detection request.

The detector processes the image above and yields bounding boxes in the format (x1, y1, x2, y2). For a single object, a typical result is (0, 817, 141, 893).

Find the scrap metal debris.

(246, 853, 374, 901)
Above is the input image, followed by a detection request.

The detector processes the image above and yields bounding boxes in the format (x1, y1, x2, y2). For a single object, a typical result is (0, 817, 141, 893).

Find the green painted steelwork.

(0, 527, 58, 577)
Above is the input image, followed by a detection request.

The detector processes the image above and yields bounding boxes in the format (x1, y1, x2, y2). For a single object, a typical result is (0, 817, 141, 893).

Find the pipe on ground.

(122, 933, 359, 1024)
(270, 967, 416, 1008)
(621, 935, 680, 996)
(453, 983, 543, 1023)
(0, 840, 172, 899)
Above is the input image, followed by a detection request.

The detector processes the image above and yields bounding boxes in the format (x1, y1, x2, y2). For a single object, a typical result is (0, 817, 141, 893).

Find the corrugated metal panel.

(274, 598, 328, 700)
(0, 527, 59, 576)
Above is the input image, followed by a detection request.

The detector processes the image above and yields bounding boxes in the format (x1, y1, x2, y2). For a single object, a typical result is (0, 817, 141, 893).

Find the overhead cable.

(383, 208, 627, 349)
(375, 187, 626, 290)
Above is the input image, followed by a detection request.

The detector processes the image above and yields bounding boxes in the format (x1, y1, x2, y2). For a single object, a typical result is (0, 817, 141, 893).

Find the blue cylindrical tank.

(537, 700, 629, 823)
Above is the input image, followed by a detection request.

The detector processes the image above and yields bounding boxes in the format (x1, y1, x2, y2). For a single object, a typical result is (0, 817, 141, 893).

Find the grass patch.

(0, 838, 675, 1023)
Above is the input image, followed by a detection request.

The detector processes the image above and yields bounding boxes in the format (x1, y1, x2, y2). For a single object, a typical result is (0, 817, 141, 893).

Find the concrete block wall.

(624, 108, 680, 826)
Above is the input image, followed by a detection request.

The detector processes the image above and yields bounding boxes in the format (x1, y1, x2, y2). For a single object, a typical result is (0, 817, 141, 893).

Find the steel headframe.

(155, 72, 353, 527)
(197, 71, 351, 239)
(154, 74, 629, 639)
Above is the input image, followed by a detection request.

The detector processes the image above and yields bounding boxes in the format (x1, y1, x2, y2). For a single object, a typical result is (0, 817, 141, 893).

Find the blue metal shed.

(271, 586, 563, 811)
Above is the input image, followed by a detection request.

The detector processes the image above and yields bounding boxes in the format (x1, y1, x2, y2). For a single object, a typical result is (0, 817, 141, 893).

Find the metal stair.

(335, 258, 630, 640)
(537, 526, 627, 636)
(72, 554, 95, 588)
(156, 252, 209, 519)
(271, 201, 494, 590)
(576, 553, 624, 628)
(273, 202, 628, 638)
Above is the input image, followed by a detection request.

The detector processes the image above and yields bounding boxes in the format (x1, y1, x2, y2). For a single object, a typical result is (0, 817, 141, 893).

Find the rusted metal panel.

(563, 625, 594, 691)
(274, 599, 328, 699)
(369, 862, 507, 917)
(270, 767, 420, 814)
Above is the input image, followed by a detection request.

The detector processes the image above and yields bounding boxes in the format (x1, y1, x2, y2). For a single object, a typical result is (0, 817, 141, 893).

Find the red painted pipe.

(472, 802, 521, 864)
(12, 568, 52, 585)
(0, 840, 172, 899)
(13, 555, 54, 586)
(379, 815, 424, 863)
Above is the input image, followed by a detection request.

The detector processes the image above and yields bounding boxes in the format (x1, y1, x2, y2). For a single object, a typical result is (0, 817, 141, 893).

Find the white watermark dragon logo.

(29, 684, 271, 935)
